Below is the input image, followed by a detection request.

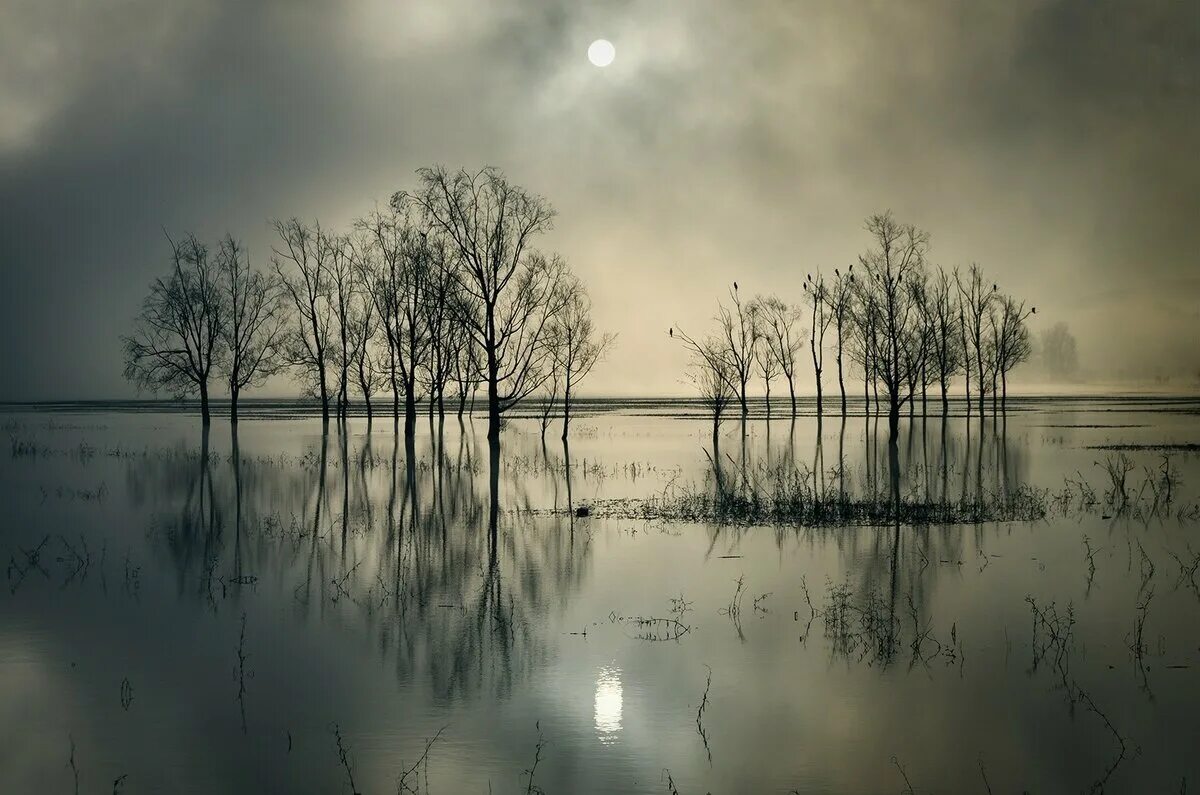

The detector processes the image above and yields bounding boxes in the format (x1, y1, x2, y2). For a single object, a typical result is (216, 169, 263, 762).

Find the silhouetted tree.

(824, 266, 855, 415)
(402, 166, 565, 442)
(856, 212, 930, 441)
(676, 330, 736, 444)
(328, 233, 355, 419)
(956, 263, 994, 416)
(356, 204, 430, 433)
(928, 267, 962, 413)
(717, 284, 758, 418)
(422, 234, 460, 421)
(751, 305, 782, 418)
(346, 236, 383, 420)
(123, 233, 223, 424)
(547, 274, 614, 441)
(990, 295, 1034, 411)
(216, 234, 285, 423)
(803, 272, 834, 419)
(753, 296, 803, 416)
(272, 219, 336, 422)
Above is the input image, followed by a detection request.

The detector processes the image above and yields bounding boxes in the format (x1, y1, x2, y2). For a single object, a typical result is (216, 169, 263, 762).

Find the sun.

(587, 39, 616, 68)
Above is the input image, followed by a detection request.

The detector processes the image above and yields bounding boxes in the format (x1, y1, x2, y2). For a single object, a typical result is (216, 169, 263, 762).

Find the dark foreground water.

(1, 397, 1198, 794)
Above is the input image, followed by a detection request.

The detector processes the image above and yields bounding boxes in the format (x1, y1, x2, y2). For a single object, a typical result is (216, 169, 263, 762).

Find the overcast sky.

(2, 0, 1197, 400)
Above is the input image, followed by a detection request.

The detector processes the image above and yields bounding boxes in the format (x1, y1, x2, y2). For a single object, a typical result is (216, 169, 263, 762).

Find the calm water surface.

(2, 398, 1198, 793)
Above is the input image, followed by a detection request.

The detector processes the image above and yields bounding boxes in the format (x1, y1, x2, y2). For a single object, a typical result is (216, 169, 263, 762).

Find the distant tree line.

(122, 166, 613, 442)
(674, 211, 1036, 441)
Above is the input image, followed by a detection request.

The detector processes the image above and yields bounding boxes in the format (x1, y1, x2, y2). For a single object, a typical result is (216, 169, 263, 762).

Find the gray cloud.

(2, 0, 1197, 399)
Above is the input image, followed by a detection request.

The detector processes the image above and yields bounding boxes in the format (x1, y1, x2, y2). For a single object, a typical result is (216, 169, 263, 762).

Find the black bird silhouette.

(669, 327, 674, 337)
(1031, 307, 1037, 314)
(733, 281, 739, 291)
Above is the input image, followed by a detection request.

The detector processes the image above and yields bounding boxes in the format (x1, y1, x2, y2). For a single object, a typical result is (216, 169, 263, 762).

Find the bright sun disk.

(588, 39, 615, 67)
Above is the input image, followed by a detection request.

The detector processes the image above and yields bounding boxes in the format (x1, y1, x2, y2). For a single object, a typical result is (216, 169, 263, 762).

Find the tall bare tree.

(216, 234, 285, 423)
(990, 295, 1034, 411)
(548, 274, 614, 441)
(272, 218, 336, 422)
(856, 212, 930, 441)
(123, 233, 223, 424)
(327, 234, 356, 420)
(753, 296, 803, 416)
(346, 236, 383, 420)
(803, 272, 834, 418)
(718, 284, 757, 418)
(927, 267, 962, 414)
(675, 329, 737, 445)
(956, 263, 994, 417)
(752, 311, 782, 418)
(356, 205, 430, 432)
(823, 266, 855, 415)
(401, 166, 564, 442)
(422, 235, 460, 421)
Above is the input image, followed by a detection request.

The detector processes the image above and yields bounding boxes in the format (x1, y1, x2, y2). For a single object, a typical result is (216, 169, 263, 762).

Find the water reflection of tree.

(126, 422, 592, 702)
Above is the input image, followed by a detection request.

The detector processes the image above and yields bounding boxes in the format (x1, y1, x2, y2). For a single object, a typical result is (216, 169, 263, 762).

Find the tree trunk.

(318, 372, 329, 423)
(788, 377, 797, 417)
(200, 379, 211, 424)
(815, 369, 823, 419)
(404, 377, 417, 438)
(837, 347, 846, 416)
(888, 397, 900, 445)
(390, 346, 400, 420)
(229, 384, 239, 424)
(561, 381, 572, 443)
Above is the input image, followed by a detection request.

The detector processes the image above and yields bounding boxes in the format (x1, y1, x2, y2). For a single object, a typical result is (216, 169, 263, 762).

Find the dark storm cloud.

(2, 0, 1197, 399)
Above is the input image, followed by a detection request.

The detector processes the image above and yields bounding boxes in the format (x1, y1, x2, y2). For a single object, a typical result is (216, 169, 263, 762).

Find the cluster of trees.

(122, 167, 613, 442)
(675, 211, 1035, 441)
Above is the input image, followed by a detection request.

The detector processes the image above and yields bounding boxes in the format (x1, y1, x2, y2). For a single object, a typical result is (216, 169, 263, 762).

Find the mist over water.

(2, 398, 1198, 793)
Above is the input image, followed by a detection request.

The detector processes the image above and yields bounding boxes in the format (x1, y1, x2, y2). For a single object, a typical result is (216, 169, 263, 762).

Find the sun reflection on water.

(594, 666, 623, 740)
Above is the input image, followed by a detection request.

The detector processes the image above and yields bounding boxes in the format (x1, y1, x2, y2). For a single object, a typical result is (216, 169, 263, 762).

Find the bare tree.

(356, 205, 430, 432)
(990, 295, 1034, 411)
(927, 267, 962, 414)
(803, 272, 834, 419)
(856, 212, 930, 441)
(272, 219, 336, 422)
(753, 296, 803, 416)
(123, 233, 223, 424)
(346, 236, 383, 420)
(717, 284, 757, 418)
(751, 306, 782, 418)
(823, 266, 855, 415)
(216, 234, 286, 423)
(422, 235, 460, 421)
(548, 274, 614, 442)
(675, 329, 737, 445)
(401, 166, 564, 442)
(328, 234, 355, 419)
(956, 263, 994, 416)
(848, 279, 880, 413)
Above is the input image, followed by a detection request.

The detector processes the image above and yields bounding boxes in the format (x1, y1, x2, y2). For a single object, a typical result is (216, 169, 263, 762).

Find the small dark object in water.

(575, 506, 591, 517)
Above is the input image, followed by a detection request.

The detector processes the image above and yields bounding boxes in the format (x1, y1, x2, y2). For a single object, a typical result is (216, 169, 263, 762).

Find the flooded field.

(2, 397, 1199, 793)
